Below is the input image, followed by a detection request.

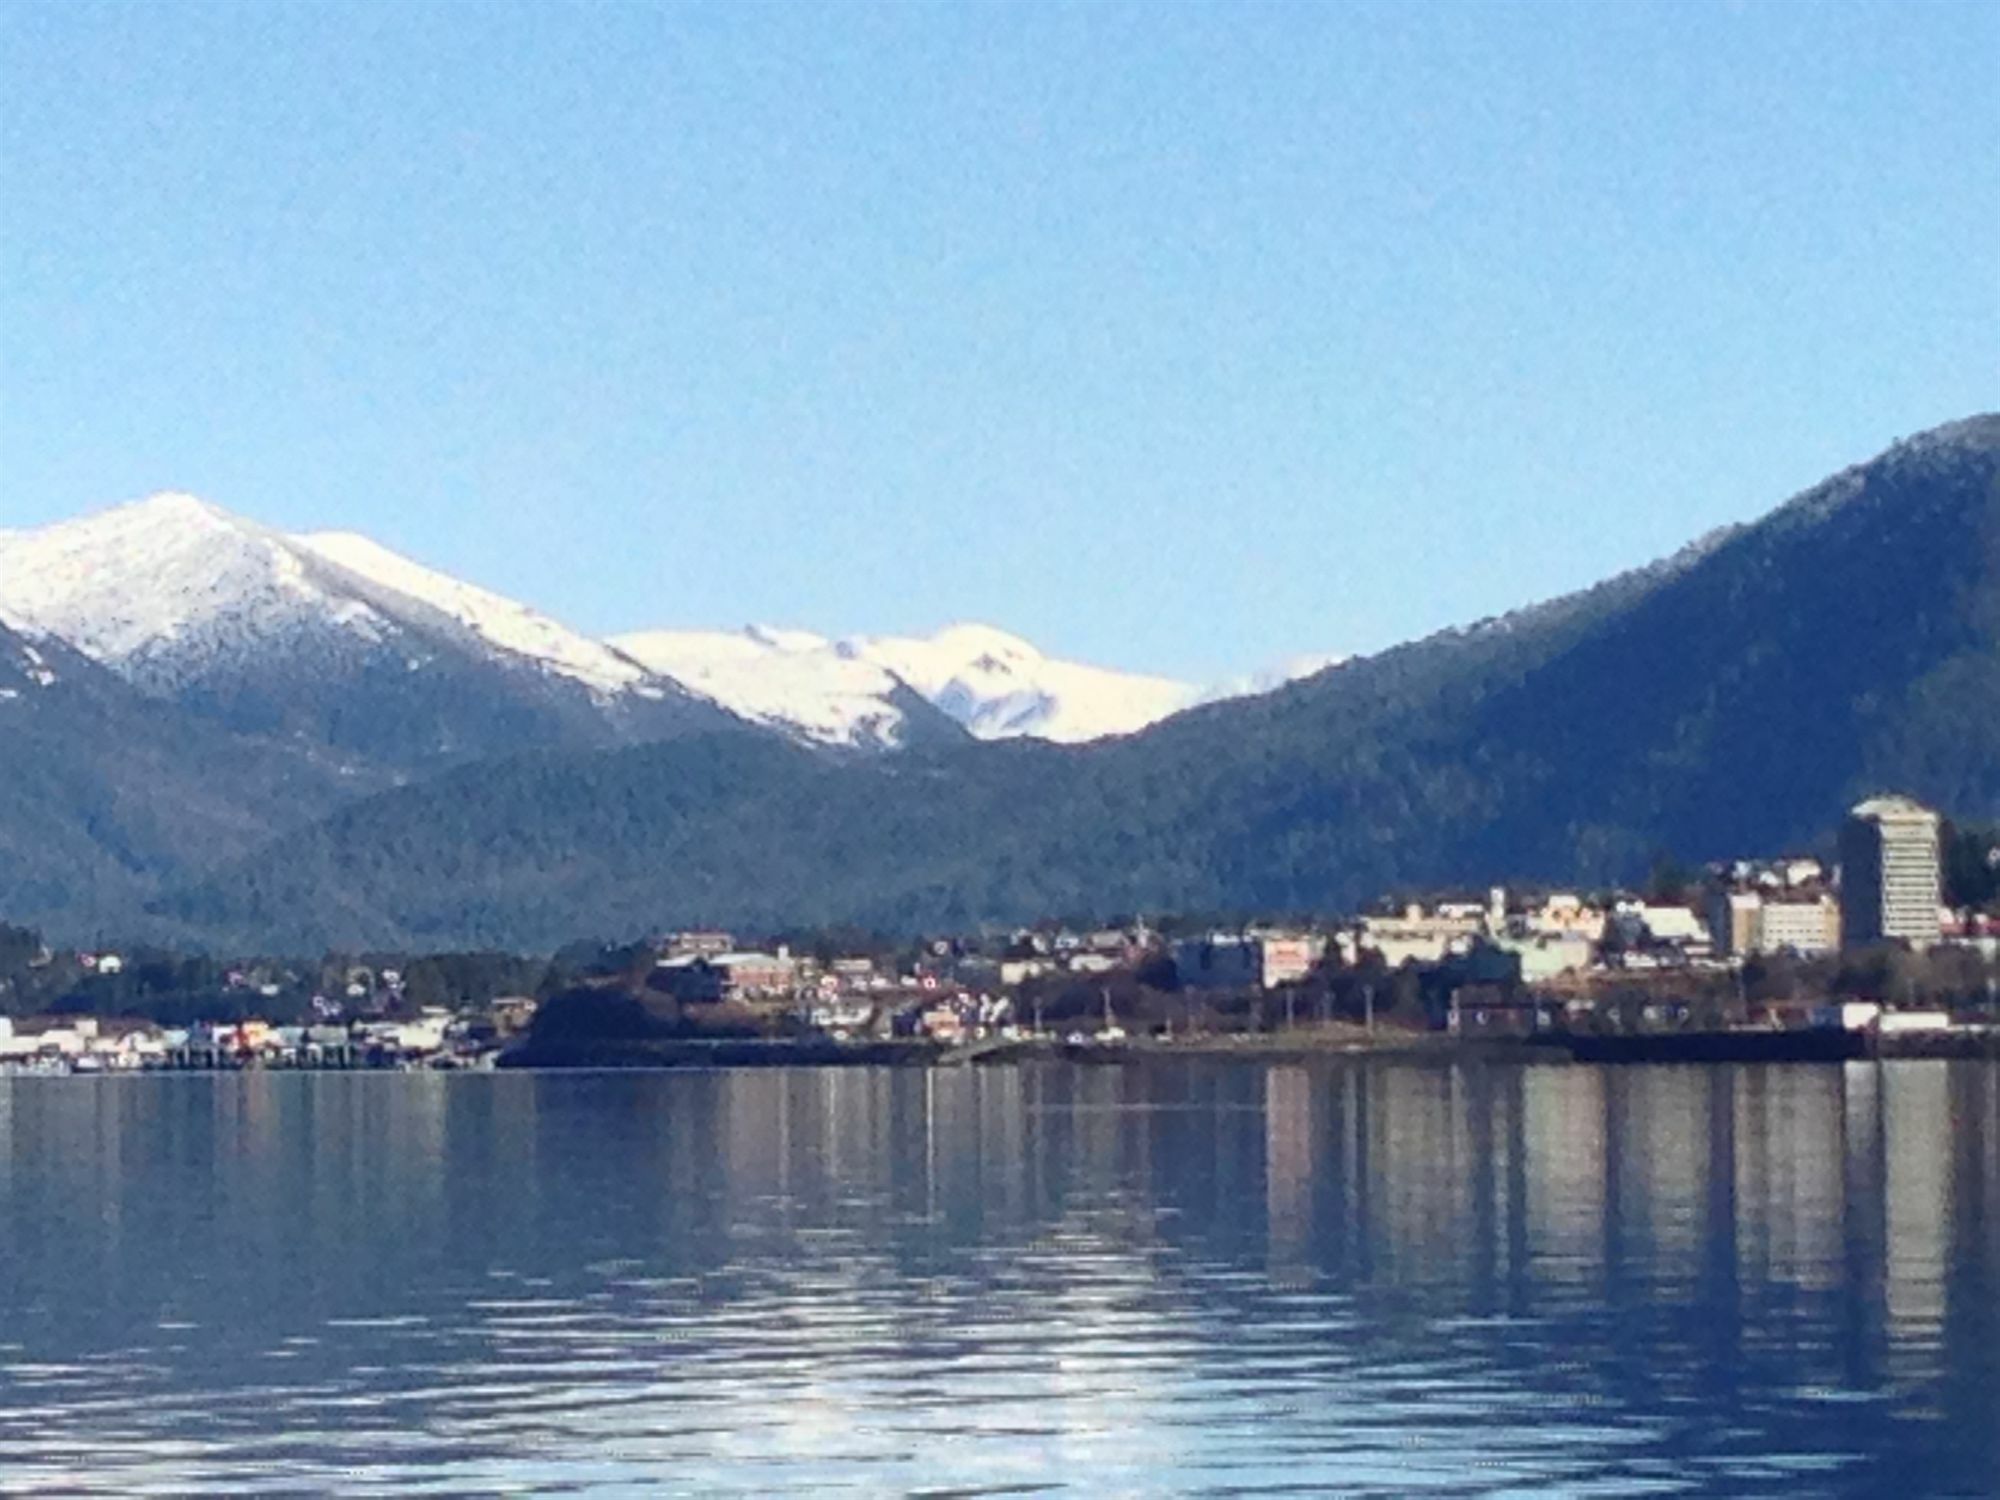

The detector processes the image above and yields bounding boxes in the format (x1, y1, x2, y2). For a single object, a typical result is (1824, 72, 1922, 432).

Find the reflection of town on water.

(1, 1060, 1998, 1491)
(644, 1059, 1995, 1356)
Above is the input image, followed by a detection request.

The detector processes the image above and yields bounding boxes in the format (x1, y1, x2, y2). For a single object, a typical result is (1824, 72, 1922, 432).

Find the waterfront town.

(3, 795, 1998, 1074)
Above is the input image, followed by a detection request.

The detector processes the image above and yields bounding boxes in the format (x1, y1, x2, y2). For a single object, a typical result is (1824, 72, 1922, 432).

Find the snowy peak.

(861, 627, 1193, 742)
(0, 493, 743, 772)
(745, 624, 828, 653)
(0, 492, 373, 677)
(924, 623, 1043, 664)
(614, 622, 1206, 747)
(0, 495, 661, 703)
(108, 491, 232, 527)
(615, 621, 1343, 747)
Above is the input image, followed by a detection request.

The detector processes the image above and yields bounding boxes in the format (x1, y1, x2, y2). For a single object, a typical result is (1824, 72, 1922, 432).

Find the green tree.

(1647, 852, 1697, 905)
(1942, 821, 2000, 910)
(1743, 951, 1802, 1003)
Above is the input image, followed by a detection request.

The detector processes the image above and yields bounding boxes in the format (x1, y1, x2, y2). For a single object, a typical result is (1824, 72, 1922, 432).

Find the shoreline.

(11, 1030, 2000, 1078)
(496, 1026, 2000, 1070)
(494, 1025, 1495, 1071)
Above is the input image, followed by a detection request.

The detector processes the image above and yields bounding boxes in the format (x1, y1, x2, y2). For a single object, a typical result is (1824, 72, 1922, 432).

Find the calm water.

(2, 1060, 1998, 1496)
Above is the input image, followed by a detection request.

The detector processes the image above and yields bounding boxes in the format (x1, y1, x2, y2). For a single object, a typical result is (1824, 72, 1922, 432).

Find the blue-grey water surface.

(2, 1059, 1998, 1495)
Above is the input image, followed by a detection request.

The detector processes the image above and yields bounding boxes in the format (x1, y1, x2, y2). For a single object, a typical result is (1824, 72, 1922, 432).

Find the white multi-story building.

(1758, 896, 1841, 956)
(1710, 891, 1841, 957)
(1840, 795, 1942, 948)
(1350, 904, 1485, 967)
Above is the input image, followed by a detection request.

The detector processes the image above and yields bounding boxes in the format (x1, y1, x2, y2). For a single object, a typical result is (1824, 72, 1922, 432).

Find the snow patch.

(295, 531, 652, 697)
(614, 627, 915, 747)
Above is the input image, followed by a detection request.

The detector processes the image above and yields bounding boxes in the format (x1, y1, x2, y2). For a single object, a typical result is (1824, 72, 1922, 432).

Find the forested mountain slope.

(0, 622, 357, 932)
(155, 416, 2000, 951)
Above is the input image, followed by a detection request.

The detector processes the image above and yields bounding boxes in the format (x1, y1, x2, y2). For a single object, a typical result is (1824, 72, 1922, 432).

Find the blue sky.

(2, 0, 1994, 680)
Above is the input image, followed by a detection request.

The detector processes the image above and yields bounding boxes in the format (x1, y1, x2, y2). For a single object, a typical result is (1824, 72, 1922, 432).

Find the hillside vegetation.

(152, 416, 2000, 951)
(0, 624, 358, 930)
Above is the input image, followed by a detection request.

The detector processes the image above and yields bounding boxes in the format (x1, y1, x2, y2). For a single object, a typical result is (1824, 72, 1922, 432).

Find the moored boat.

(1557, 1029, 1866, 1064)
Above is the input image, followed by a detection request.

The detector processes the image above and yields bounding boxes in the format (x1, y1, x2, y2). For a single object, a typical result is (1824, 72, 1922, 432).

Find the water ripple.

(1, 1061, 1997, 1493)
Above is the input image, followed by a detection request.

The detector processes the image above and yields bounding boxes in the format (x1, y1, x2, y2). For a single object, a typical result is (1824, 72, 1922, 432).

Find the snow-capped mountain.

(0, 495, 658, 698)
(0, 494, 732, 771)
(612, 623, 1204, 747)
(0, 492, 1338, 763)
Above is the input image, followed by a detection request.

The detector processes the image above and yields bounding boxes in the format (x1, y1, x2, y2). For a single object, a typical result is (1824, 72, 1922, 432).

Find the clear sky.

(2, 0, 1994, 681)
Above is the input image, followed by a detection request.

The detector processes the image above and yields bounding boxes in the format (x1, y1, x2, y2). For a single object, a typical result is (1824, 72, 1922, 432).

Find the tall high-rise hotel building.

(1839, 795, 1942, 948)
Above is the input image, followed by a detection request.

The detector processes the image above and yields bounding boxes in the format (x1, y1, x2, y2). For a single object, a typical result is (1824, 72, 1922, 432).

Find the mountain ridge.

(611, 621, 1211, 748)
(0, 495, 1303, 754)
(144, 413, 2000, 951)
(0, 494, 737, 776)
